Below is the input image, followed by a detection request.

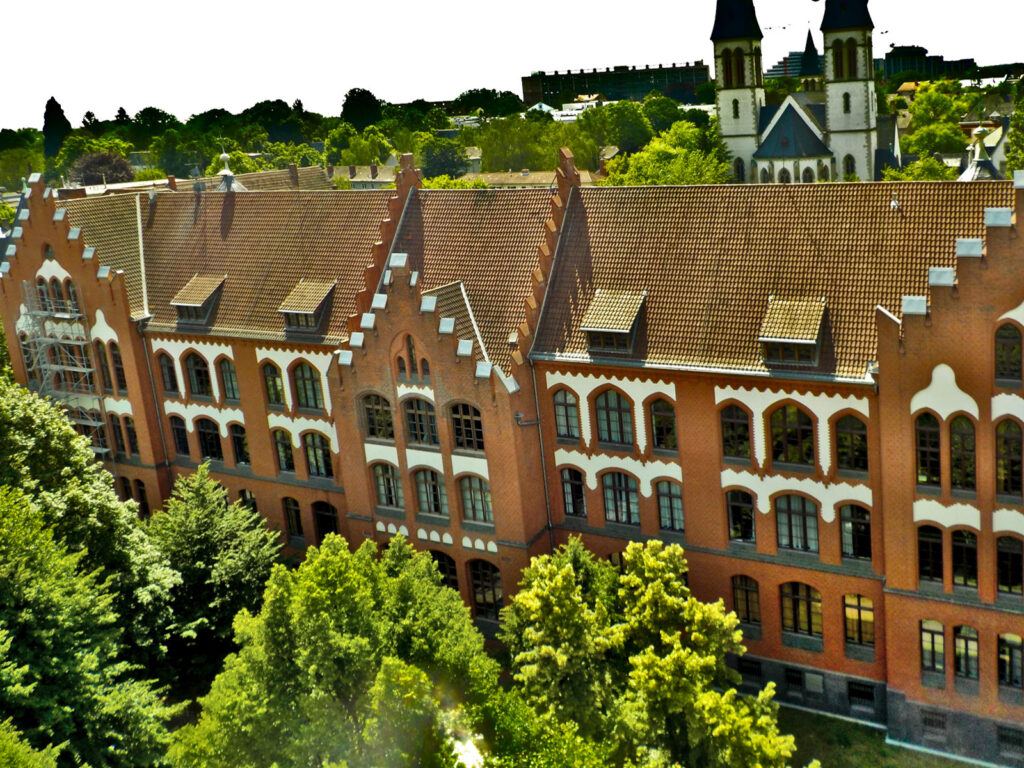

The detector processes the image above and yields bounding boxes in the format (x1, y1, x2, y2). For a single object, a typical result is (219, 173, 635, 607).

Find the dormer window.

(171, 274, 226, 326)
(581, 289, 646, 355)
(758, 295, 825, 367)
(278, 279, 335, 334)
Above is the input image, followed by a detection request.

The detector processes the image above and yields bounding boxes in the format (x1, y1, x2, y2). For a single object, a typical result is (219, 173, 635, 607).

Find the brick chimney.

(370, 165, 378, 179)
(167, 175, 177, 191)
(288, 163, 299, 187)
(349, 165, 356, 179)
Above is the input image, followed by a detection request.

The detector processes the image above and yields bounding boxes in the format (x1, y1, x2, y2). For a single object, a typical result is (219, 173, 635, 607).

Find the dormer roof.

(711, 0, 762, 41)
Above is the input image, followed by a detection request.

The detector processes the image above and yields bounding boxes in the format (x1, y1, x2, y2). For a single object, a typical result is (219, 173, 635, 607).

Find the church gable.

(754, 99, 832, 161)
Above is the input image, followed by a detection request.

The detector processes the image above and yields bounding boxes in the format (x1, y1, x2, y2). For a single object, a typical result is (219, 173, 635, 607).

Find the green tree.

(324, 122, 358, 164)
(882, 155, 957, 180)
(264, 141, 324, 169)
(342, 87, 383, 131)
(203, 150, 272, 176)
(0, 719, 58, 768)
(1, 200, 15, 228)
(642, 96, 682, 134)
(54, 132, 133, 178)
(0, 128, 44, 190)
(501, 538, 800, 768)
(453, 88, 523, 117)
(147, 464, 280, 699)
(0, 488, 180, 767)
(601, 102, 654, 153)
(901, 122, 967, 156)
(419, 136, 469, 178)
(170, 536, 498, 768)
(69, 152, 134, 185)
(130, 107, 183, 150)
(421, 175, 489, 189)
(42, 97, 72, 158)
(1005, 81, 1024, 173)
(0, 378, 177, 666)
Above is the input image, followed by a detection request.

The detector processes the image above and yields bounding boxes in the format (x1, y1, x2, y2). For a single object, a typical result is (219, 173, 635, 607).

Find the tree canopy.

(882, 155, 957, 181)
(342, 87, 384, 131)
(42, 97, 71, 158)
(602, 118, 732, 186)
(69, 151, 134, 185)
(419, 135, 469, 178)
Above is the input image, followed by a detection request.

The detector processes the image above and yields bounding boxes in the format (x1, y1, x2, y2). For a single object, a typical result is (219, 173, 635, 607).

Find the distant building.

(521, 61, 710, 105)
(884, 45, 977, 80)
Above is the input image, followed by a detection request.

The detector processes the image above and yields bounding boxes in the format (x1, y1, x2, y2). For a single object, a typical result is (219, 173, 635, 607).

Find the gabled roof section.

(821, 0, 873, 31)
(755, 100, 832, 159)
(171, 274, 225, 307)
(423, 280, 488, 363)
(390, 187, 550, 372)
(580, 289, 646, 332)
(711, 0, 762, 41)
(188, 165, 332, 191)
(758, 296, 826, 342)
(533, 182, 1014, 379)
(278, 279, 336, 314)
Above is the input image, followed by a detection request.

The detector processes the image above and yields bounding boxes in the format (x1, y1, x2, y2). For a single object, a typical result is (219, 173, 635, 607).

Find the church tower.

(821, 0, 877, 180)
(711, 0, 765, 183)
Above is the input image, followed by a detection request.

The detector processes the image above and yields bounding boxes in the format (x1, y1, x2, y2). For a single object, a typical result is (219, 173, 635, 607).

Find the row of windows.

(34, 276, 79, 314)
(364, 395, 485, 451)
(718, 46, 763, 89)
(920, 621, 1023, 689)
(915, 412, 1024, 498)
(731, 576, 875, 647)
(371, 464, 494, 522)
(560, 469, 684, 532)
(917, 526, 1024, 594)
(728, 491, 871, 558)
(831, 37, 863, 81)
(115, 476, 150, 517)
(554, 389, 679, 451)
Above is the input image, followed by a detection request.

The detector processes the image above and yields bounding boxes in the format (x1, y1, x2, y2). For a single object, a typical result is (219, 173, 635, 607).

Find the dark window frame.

(776, 494, 819, 553)
(656, 480, 684, 531)
(460, 476, 493, 523)
(469, 559, 502, 620)
(404, 398, 439, 445)
(602, 471, 639, 525)
(780, 581, 823, 637)
(770, 404, 815, 468)
(186, 353, 212, 398)
(915, 412, 941, 486)
(293, 362, 324, 410)
(196, 418, 222, 460)
(553, 389, 580, 440)
(650, 398, 678, 451)
(594, 389, 633, 447)
(728, 490, 755, 542)
(561, 468, 586, 517)
(415, 469, 449, 516)
(996, 323, 1022, 382)
(843, 593, 874, 647)
(721, 404, 751, 460)
(273, 429, 295, 472)
(373, 463, 404, 508)
(732, 575, 761, 625)
(950, 415, 976, 491)
(835, 414, 868, 472)
(230, 423, 249, 465)
(451, 403, 485, 452)
(303, 432, 333, 478)
(363, 394, 395, 440)
(918, 525, 944, 583)
(158, 353, 178, 394)
(264, 363, 285, 406)
(920, 620, 945, 672)
(840, 504, 872, 560)
(953, 625, 979, 680)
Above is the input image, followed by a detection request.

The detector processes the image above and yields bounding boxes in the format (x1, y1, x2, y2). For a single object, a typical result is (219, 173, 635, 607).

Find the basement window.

(581, 289, 646, 355)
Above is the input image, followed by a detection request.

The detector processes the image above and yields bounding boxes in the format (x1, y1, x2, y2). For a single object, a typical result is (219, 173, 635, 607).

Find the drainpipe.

(137, 317, 172, 492)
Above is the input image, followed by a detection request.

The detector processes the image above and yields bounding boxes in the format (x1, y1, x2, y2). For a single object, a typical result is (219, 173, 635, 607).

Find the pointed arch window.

(219, 359, 239, 401)
(721, 405, 751, 459)
(595, 389, 633, 447)
(602, 471, 639, 525)
(732, 98, 740, 120)
(734, 157, 745, 183)
(997, 419, 1023, 498)
(835, 414, 868, 472)
(283, 497, 304, 546)
(158, 353, 178, 394)
(373, 463, 404, 509)
(432, 551, 459, 592)
(553, 389, 580, 440)
(469, 560, 502, 620)
(196, 418, 222, 460)
(846, 38, 858, 79)
(727, 490, 755, 542)
(760, 168, 770, 183)
(230, 424, 249, 465)
(110, 342, 127, 393)
(950, 416, 976, 491)
(843, 154, 856, 178)
(124, 416, 138, 454)
(362, 394, 395, 439)
(303, 432, 332, 478)
(186, 353, 211, 398)
(263, 363, 284, 406)
(843, 92, 852, 114)
(833, 40, 846, 80)
(770, 404, 814, 468)
(996, 324, 1022, 382)
(840, 504, 871, 560)
(801, 167, 814, 183)
(273, 429, 295, 472)
(722, 48, 734, 88)
(915, 413, 941, 487)
(918, 525, 943, 583)
(733, 48, 745, 86)
(293, 363, 323, 410)
(650, 399, 677, 451)
(170, 416, 189, 456)
(561, 468, 586, 517)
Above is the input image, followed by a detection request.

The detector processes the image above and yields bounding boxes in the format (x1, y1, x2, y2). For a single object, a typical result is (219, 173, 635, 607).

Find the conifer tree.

(41, 97, 72, 158)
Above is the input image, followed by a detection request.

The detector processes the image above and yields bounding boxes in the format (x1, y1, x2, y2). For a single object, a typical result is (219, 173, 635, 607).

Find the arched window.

(158, 353, 178, 394)
(780, 582, 822, 637)
(656, 480, 684, 531)
(451, 403, 484, 451)
(35, 278, 49, 310)
(595, 390, 633, 447)
(373, 463, 404, 508)
(997, 536, 1024, 594)
(312, 501, 337, 545)
(134, 480, 150, 518)
(820, 166, 829, 181)
(833, 40, 846, 80)
(64, 281, 78, 312)
(109, 342, 127, 393)
(843, 92, 851, 114)
(843, 594, 874, 646)
(840, 504, 871, 560)
(727, 490, 755, 542)
(846, 38, 858, 79)
(952, 531, 977, 588)
(561, 468, 586, 517)
(918, 525, 943, 582)
(273, 429, 294, 472)
(469, 560, 502, 620)
(835, 414, 868, 472)
(778, 168, 792, 184)
(734, 157, 745, 183)
(196, 418, 222, 460)
(219, 359, 239, 401)
(553, 389, 580, 439)
(650, 399, 677, 451)
(124, 416, 138, 454)
(950, 416, 976, 491)
(415, 469, 449, 516)
(49, 278, 63, 306)
(404, 398, 438, 445)
(283, 497, 304, 545)
(186, 353, 211, 398)
(770, 404, 814, 468)
(920, 620, 944, 672)
(760, 168, 770, 183)
(602, 471, 639, 525)
(460, 476, 493, 523)
(732, 98, 740, 120)
(118, 476, 132, 501)
(420, 359, 430, 378)
(109, 414, 125, 454)
(230, 424, 249, 465)
(303, 432, 332, 478)
(998, 634, 1023, 688)
(954, 626, 979, 680)
(722, 48, 734, 88)
(776, 494, 819, 552)
(997, 419, 1023, 498)
(801, 167, 814, 183)
(733, 48, 745, 86)
(915, 413, 941, 486)
(753, 47, 763, 86)
(239, 489, 257, 511)
(170, 416, 189, 456)
(293, 363, 323, 410)
(263, 363, 284, 406)
(432, 551, 459, 591)
(363, 394, 394, 439)
(996, 324, 1022, 381)
(406, 335, 419, 377)
(732, 575, 760, 624)
(397, 357, 407, 378)
(843, 154, 856, 178)
(721, 405, 750, 459)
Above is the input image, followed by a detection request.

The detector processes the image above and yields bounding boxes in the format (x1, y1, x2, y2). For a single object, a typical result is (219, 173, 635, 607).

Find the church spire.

(802, 30, 821, 76)
(820, 0, 873, 32)
(711, 0, 762, 41)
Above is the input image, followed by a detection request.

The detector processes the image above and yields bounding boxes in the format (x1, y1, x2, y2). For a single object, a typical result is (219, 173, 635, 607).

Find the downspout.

(138, 318, 172, 488)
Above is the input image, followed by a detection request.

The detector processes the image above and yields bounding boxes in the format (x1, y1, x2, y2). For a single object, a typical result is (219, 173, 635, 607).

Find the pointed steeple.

(801, 30, 821, 76)
(711, 0, 762, 41)
(821, 0, 873, 32)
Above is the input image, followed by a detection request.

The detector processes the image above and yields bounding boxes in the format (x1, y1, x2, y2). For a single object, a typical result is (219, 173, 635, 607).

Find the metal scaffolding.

(19, 280, 110, 456)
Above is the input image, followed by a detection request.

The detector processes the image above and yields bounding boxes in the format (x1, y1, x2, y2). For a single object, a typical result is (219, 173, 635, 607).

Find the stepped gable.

(533, 181, 1014, 379)
(390, 187, 551, 373)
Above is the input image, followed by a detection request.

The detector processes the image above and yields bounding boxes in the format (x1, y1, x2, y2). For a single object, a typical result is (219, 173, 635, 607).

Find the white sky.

(3, 0, 1022, 131)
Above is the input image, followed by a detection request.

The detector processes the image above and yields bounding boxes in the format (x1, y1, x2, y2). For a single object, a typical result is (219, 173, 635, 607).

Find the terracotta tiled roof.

(422, 281, 485, 361)
(58, 194, 145, 315)
(278, 279, 337, 314)
(171, 274, 226, 306)
(189, 165, 332, 191)
(391, 188, 551, 372)
(534, 181, 1015, 379)
(65, 190, 392, 340)
(758, 296, 826, 342)
(580, 289, 646, 332)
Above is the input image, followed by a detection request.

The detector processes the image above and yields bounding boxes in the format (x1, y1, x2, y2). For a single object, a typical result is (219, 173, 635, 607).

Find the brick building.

(2, 153, 1024, 764)
(521, 61, 710, 106)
